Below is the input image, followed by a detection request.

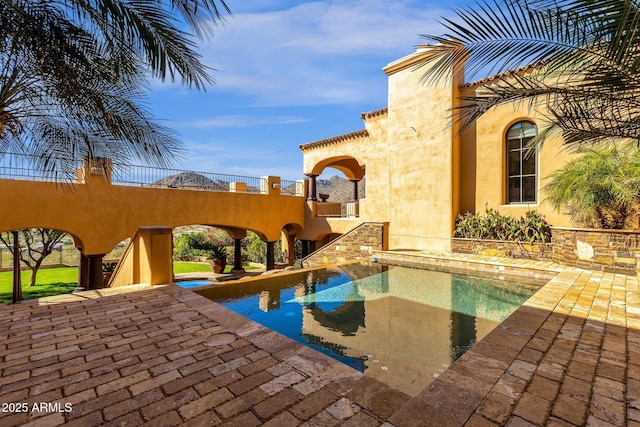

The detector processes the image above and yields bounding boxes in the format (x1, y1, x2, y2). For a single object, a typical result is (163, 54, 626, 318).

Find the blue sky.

(147, 0, 461, 180)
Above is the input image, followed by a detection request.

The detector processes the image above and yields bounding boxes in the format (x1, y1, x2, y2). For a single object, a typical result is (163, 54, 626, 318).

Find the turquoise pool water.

(194, 262, 544, 396)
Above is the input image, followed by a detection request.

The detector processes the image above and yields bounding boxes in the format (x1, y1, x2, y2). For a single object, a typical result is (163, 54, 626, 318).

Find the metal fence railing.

(0, 153, 310, 196)
(0, 245, 80, 270)
(0, 153, 69, 182)
(109, 164, 267, 194)
(280, 180, 304, 197)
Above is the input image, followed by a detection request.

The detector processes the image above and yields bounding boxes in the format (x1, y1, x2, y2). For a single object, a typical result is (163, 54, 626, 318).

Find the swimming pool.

(194, 262, 544, 396)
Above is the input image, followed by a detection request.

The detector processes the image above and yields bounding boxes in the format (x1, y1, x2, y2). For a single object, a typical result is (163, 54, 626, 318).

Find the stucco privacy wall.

(301, 222, 388, 268)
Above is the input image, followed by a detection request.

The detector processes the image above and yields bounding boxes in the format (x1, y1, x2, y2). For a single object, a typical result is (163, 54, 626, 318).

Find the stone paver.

(0, 253, 638, 425)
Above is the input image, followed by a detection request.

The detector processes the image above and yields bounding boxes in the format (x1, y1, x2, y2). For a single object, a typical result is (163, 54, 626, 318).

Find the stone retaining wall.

(452, 228, 640, 276)
(301, 222, 387, 268)
(452, 238, 553, 261)
(551, 227, 640, 275)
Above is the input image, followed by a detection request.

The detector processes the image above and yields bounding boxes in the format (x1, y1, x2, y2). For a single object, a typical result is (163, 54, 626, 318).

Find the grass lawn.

(174, 261, 213, 274)
(0, 267, 78, 305)
(0, 262, 264, 304)
(174, 261, 261, 274)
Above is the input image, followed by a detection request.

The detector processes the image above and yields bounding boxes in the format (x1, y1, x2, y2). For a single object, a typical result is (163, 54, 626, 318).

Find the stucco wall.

(301, 47, 464, 251)
(0, 175, 305, 255)
(300, 45, 580, 254)
(470, 93, 575, 226)
(384, 49, 463, 251)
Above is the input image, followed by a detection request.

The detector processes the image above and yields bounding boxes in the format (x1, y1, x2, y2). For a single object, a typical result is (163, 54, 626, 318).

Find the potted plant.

(102, 260, 118, 286)
(208, 245, 228, 274)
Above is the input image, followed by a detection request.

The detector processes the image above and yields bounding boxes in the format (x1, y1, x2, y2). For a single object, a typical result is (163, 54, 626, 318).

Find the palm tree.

(0, 0, 230, 178)
(544, 144, 640, 228)
(419, 0, 640, 149)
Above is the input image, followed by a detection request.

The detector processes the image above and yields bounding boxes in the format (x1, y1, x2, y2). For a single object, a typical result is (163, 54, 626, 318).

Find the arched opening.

(305, 156, 365, 211)
(306, 156, 365, 219)
(171, 223, 303, 276)
(0, 228, 83, 303)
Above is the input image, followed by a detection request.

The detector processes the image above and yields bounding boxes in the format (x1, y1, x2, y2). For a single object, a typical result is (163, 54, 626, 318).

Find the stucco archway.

(308, 156, 365, 181)
(305, 156, 365, 203)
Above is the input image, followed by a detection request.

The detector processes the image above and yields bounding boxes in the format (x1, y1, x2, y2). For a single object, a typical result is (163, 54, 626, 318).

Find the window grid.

(506, 121, 537, 204)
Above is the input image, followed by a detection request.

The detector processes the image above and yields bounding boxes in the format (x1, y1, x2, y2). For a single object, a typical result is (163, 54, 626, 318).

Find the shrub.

(453, 208, 551, 243)
(173, 230, 232, 261)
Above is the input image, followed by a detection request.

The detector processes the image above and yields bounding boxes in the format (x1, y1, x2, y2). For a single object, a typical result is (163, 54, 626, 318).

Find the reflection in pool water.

(194, 262, 544, 396)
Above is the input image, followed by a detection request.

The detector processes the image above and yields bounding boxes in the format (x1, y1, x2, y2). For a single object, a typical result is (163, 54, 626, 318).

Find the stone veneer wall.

(452, 238, 553, 261)
(551, 227, 640, 275)
(301, 222, 388, 268)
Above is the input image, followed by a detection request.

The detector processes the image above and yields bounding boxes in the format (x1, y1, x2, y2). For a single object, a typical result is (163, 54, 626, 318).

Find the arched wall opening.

(0, 228, 84, 302)
(305, 156, 365, 204)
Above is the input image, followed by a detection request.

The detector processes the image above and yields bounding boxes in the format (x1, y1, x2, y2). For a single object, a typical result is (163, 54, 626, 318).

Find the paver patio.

(0, 253, 638, 426)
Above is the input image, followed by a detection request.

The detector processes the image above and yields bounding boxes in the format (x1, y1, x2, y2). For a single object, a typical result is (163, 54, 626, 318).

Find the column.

(306, 174, 318, 201)
(350, 180, 359, 201)
(284, 234, 295, 265)
(232, 238, 245, 274)
(309, 241, 316, 253)
(12, 231, 22, 303)
(300, 240, 309, 258)
(266, 241, 275, 271)
(87, 254, 105, 290)
(77, 251, 89, 291)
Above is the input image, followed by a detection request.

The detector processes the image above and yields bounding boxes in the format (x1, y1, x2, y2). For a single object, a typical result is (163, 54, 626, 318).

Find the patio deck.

(0, 253, 637, 426)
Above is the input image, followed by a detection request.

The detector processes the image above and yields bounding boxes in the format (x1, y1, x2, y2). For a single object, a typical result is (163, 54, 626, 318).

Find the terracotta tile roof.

(299, 129, 369, 151)
(360, 107, 388, 120)
(461, 60, 546, 88)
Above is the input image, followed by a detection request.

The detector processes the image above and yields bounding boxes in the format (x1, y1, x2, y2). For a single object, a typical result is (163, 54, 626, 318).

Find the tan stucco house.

(299, 44, 575, 252)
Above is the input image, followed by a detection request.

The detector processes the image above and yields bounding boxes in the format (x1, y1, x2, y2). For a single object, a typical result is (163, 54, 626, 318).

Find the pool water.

(194, 262, 544, 396)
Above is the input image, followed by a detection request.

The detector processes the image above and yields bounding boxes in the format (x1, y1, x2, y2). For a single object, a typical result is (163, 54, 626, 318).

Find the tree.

(419, 0, 640, 149)
(0, 0, 231, 179)
(0, 228, 68, 286)
(544, 144, 640, 229)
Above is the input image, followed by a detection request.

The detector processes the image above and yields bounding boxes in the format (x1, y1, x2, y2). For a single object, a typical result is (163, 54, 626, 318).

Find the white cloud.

(176, 115, 311, 129)
(178, 139, 303, 180)
(186, 0, 450, 106)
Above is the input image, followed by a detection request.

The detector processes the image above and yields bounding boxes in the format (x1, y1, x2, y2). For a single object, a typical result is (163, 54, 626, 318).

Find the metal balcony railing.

(0, 153, 65, 182)
(109, 163, 266, 194)
(0, 152, 306, 196)
(280, 180, 305, 197)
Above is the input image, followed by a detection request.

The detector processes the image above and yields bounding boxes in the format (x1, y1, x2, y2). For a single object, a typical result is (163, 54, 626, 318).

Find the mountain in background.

(153, 172, 365, 202)
(315, 175, 365, 202)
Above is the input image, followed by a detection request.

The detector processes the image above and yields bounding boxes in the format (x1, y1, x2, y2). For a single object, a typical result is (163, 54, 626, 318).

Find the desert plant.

(419, 0, 640, 151)
(545, 145, 640, 229)
(207, 245, 228, 261)
(0, 0, 231, 178)
(453, 208, 551, 243)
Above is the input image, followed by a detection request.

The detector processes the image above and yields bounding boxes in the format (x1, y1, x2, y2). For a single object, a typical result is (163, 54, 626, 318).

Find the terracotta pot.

(211, 259, 226, 274)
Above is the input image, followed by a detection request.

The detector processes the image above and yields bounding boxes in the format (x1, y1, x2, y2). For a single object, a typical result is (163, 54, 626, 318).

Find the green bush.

(453, 208, 551, 243)
(173, 229, 303, 265)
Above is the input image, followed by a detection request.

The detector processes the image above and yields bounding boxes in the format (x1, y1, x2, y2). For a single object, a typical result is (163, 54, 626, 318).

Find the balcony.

(315, 201, 359, 218)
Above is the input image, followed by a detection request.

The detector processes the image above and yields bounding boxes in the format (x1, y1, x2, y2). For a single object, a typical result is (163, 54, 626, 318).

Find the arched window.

(506, 121, 537, 203)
